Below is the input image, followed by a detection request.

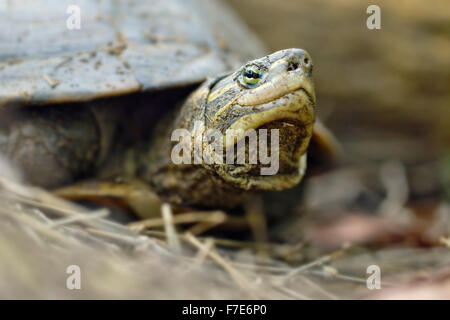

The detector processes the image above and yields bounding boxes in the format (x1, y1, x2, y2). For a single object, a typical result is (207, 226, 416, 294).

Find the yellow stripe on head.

(207, 83, 237, 103)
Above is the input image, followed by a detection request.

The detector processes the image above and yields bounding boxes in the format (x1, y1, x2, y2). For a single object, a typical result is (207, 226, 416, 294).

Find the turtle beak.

(230, 51, 314, 157)
(217, 86, 315, 190)
(207, 49, 316, 191)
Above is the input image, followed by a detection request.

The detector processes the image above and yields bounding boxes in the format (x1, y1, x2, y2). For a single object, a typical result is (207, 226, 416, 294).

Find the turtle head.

(145, 49, 319, 207)
(202, 48, 316, 191)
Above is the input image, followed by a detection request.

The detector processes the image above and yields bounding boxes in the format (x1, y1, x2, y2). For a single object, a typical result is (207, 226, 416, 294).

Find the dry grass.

(1, 164, 449, 299)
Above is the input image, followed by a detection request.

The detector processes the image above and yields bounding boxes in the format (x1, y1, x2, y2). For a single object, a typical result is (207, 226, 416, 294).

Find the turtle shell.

(0, 0, 266, 107)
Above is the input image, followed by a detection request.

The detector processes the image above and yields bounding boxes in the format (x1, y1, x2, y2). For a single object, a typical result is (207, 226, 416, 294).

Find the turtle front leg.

(0, 105, 101, 188)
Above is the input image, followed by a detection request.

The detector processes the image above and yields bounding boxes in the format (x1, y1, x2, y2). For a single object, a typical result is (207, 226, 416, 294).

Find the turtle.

(0, 0, 338, 216)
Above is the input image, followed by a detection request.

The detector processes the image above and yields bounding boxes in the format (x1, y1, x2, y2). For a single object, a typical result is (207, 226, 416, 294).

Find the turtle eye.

(240, 65, 262, 88)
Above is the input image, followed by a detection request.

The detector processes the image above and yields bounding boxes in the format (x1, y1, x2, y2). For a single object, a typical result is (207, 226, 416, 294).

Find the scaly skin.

(143, 49, 316, 208)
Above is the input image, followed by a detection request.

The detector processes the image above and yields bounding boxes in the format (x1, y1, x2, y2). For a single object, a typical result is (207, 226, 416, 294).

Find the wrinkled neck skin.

(144, 49, 316, 208)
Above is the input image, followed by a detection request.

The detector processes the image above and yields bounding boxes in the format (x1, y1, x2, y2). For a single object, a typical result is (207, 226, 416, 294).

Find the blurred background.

(227, 2, 450, 245)
(228, 0, 449, 165)
(229, 0, 450, 258)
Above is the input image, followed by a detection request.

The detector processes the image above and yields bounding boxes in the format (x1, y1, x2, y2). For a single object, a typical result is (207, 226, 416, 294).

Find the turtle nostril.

(287, 61, 299, 72)
(284, 50, 313, 74)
